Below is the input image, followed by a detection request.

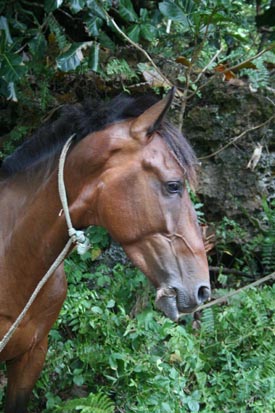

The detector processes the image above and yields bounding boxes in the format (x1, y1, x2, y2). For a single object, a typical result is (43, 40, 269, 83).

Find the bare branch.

(199, 113, 275, 160)
(209, 266, 255, 279)
(225, 46, 272, 73)
(196, 271, 275, 312)
(194, 47, 224, 85)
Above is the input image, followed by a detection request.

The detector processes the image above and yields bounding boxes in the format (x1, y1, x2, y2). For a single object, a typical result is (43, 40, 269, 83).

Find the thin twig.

(199, 113, 275, 160)
(224, 46, 272, 73)
(194, 47, 224, 84)
(197, 271, 275, 311)
(106, 13, 173, 89)
(209, 266, 254, 279)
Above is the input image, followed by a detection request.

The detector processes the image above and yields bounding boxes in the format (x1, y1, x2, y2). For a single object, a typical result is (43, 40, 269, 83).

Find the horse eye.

(165, 181, 183, 194)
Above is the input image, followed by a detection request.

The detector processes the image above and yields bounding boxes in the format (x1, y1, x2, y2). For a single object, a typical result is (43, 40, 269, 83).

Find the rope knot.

(68, 228, 90, 255)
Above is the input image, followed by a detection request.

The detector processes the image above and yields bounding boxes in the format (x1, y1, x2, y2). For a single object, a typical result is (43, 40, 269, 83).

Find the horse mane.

(0, 94, 197, 184)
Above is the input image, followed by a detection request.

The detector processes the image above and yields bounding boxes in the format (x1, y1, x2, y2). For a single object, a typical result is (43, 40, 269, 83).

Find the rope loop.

(59, 134, 91, 256)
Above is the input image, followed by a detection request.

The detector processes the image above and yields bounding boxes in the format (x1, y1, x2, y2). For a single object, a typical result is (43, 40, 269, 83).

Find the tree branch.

(199, 113, 275, 160)
(209, 266, 255, 279)
(196, 271, 275, 311)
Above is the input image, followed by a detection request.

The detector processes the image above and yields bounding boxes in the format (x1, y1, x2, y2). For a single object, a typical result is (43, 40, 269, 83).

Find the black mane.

(1, 94, 197, 183)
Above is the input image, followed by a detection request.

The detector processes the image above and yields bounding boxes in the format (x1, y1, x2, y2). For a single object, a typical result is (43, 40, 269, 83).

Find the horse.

(0, 89, 210, 413)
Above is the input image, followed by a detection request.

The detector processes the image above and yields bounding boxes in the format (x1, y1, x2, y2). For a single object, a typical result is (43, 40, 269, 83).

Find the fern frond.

(54, 392, 115, 413)
(201, 307, 215, 333)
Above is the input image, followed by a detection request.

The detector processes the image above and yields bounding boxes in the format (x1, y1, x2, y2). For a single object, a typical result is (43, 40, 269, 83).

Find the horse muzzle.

(155, 283, 211, 321)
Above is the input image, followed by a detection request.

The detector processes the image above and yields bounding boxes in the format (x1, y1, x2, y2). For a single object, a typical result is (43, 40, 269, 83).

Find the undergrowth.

(1, 202, 274, 412)
(23, 223, 274, 413)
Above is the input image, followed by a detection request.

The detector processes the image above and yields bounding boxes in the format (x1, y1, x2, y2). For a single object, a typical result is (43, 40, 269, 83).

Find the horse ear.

(131, 87, 176, 142)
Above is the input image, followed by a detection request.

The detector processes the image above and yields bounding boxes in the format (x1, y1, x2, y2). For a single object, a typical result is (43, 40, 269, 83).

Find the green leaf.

(86, 0, 107, 20)
(28, 33, 47, 59)
(45, 0, 64, 12)
(140, 23, 156, 41)
(88, 42, 100, 71)
(119, 0, 138, 22)
(98, 32, 115, 50)
(106, 299, 115, 308)
(69, 0, 86, 13)
(57, 42, 89, 71)
(159, 1, 189, 26)
(73, 374, 85, 386)
(127, 24, 141, 43)
(85, 14, 103, 36)
(7, 81, 17, 101)
(0, 79, 17, 101)
(188, 401, 200, 412)
(0, 53, 26, 82)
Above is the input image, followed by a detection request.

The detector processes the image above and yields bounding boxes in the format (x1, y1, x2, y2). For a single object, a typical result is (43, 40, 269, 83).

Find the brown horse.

(0, 89, 210, 412)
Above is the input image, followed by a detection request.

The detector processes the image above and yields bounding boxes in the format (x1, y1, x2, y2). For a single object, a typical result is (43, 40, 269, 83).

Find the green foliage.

(0, 1, 274, 412)
(27, 256, 274, 413)
(0, 125, 30, 160)
(105, 58, 138, 80)
(53, 392, 114, 413)
(214, 197, 275, 278)
(0, 0, 273, 106)
(17, 223, 273, 412)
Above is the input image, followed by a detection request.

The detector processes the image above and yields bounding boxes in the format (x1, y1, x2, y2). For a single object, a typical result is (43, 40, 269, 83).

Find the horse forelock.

(0, 94, 197, 184)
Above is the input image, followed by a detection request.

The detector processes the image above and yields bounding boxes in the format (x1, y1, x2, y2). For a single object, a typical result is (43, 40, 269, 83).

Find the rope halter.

(58, 134, 90, 255)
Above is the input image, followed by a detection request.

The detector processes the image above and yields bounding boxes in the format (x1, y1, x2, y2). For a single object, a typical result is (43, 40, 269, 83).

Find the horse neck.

(1, 153, 98, 282)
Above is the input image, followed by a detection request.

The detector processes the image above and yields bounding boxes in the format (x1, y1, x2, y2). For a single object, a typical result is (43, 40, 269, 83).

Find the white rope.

(0, 135, 90, 353)
(58, 134, 90, 255)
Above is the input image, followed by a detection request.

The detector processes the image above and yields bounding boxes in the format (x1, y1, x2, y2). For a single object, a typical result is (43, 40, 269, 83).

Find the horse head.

(75, 89, 210, 321)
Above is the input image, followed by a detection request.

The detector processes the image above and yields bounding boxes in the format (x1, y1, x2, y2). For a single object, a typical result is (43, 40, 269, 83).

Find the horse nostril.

(197, 285, 210, 304)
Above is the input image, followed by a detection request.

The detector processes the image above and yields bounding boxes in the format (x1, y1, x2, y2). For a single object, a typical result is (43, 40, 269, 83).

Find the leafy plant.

(23, 235, 274, 413)
(53, 392, 114, 413)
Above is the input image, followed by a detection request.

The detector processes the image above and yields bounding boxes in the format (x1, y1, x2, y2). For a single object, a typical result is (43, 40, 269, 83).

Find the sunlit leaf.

(45, 0, 64, 12)
(142, 67, 169, 88)
(187, 399, 200, 412)
(0, 79, 17, 101)
(7, 81, 17, 101)
(57, 42, 91, 72)
(69, 0, 86, 13)
(91, 246, 102, 261)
